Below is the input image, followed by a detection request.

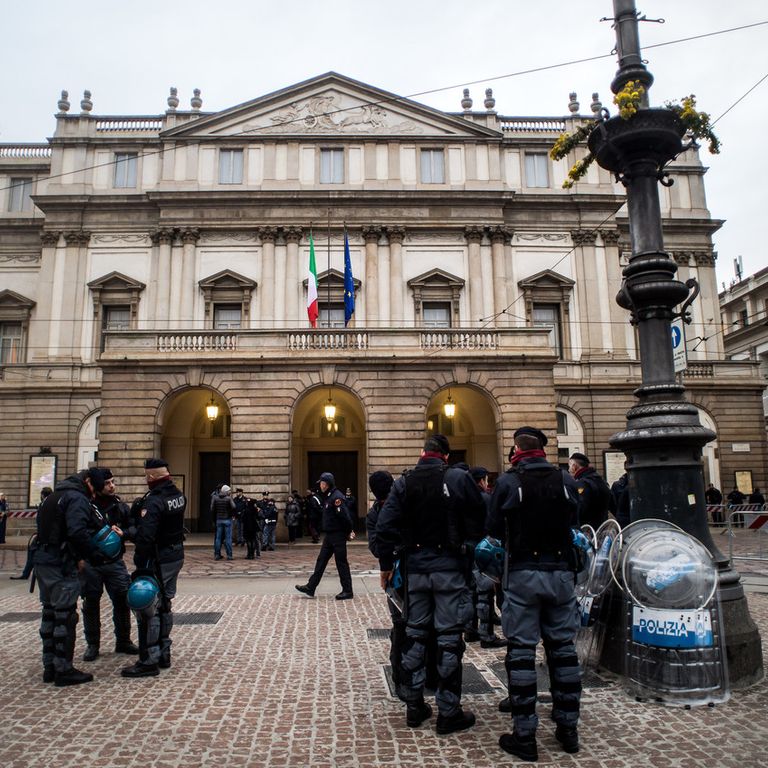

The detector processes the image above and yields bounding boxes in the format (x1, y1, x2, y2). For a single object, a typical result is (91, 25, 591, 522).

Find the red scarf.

(509, 449, 546, 466)
(573, 466, 589, 479)
(421, 451, 446, 461)
(147, 475, 172, 490)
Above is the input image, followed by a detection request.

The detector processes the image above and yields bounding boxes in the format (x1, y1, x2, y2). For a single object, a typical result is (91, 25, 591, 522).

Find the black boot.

(113, 598, 138, 654)
(81, 596, 101, 659)
(55, 667, 94, 687)
(40, 605, 56, 681)
(436, 709, 476, 735)
(406, 701, 432, 727)
(295, 584, 315, 597)
(555, 725, 580, 754)
(499, 731, 538, 761)
(121, 661, 159, 677)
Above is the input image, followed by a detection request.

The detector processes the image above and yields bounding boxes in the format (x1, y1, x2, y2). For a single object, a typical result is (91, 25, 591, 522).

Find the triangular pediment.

(199, 269, 256, 290)
(518, 269, 575, 290)
(88, 271, 146, 292)
(408, 268, 465, 288)
(0, 289, 36, 310)
(302, 269, 361, 289)
(162, 72, 501, 140)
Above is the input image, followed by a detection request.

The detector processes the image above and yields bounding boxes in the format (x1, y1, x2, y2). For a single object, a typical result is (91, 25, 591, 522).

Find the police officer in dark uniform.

(568, 452, 610, 530)
(80, 468, 139, 661)
(34, 469, 116, 686)
(295, 472, 354, 599)
(376, 434, 484, 735)
(487, 427, 582, 760)
(122, 458, 185, 678)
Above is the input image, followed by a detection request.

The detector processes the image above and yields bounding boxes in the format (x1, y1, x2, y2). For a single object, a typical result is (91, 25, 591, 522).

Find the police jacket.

(574, 466, 611, 530)
(211, 491, 235, 521)
(487, 456, 579, 571)
(320, 486, 352, 536)
(366, 500, 384, 559)
(376, 457, 485, 574)
(55, 474, 106, 564)
(134, 478, 185, 566)
(259, 499, 278, 525)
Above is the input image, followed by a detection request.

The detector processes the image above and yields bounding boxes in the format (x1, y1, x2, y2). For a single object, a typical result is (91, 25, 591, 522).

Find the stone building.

(1, 73, 765, 531)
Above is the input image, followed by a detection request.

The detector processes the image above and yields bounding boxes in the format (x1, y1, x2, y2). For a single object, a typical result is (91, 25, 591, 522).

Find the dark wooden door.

(308, 451, 358, 498)
(198, 452, 230, 532)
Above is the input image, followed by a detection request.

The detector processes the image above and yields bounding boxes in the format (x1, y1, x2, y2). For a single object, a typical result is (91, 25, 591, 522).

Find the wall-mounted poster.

(735, 470, 753, 496)
(28, 454, 57, 508)
(604, 451, 626, 486)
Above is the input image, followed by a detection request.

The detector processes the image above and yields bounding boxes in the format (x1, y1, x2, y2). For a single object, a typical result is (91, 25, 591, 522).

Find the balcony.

(101, 327, 554, 362)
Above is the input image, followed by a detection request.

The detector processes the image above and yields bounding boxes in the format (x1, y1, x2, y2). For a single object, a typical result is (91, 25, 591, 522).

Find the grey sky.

(2, 0, 765, 286)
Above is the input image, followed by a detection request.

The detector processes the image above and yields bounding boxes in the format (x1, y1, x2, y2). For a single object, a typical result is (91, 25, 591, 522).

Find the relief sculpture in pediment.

(245, 92, 423, 134)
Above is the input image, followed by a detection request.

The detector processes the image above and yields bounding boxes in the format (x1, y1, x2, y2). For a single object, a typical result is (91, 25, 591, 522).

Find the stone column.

(180, 228, 199, 329)
(57, 230, 90, 362)
(151, 228, 174, 332)
(599, 229, 626, 355)
(363, 226, 381, 325)
(40, 231, 64, 359)
(169, 232, 184, 325)
(274, 230, 287, 327)
(378, 230, 391, 326)
(259, 227, 277, 328)
(284, 227, 302, 328)
(480, 231, 494, 322)
(490, 227, 509, 326)
(465, 226, 484, 326)
(694, 251, 722, 357)
(570, 229, 603, 358)
(388, 227, 405, 325)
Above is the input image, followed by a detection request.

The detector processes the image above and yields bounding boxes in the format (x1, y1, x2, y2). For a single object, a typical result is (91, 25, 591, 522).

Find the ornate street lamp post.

(591, 0, 762, 685)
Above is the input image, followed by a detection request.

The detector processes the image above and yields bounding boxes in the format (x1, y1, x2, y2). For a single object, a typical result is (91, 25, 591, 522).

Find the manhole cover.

(383, 663, 495, 697)
(174, 612, 223, 625)
(367, 628, 390, 639)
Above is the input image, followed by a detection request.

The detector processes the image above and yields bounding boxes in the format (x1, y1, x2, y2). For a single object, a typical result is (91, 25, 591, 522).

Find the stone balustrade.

(95, 118, 164, 132)
(0, 144, 52, 158)
(499, 118, 566, 133)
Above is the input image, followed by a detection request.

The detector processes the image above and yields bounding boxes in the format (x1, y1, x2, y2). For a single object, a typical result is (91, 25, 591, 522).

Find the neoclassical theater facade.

(1, 73, 765, 531)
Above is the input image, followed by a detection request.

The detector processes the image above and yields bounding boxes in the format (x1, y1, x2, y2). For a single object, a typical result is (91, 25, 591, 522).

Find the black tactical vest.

(36, 490, 66, 548)
(508, 464, 573, 558)
(155, 484, 186, 548)
(402, 463, 462, 550)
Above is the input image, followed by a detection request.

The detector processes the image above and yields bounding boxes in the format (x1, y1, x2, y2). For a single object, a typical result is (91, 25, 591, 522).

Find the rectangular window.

(320, 149, 344, 184)
(556, 411, 568, 435)
(0, 322, 23, 364)
(102, 306, 131, 331)
(739, 308, 749, 327)
(8, 178, 33, 212)
(533, 303, 562, 356)
(422, 302, 451, 328)
(524, 152, 549, 188)
(319, 304, 345, 328)
(219, 149, 244, 184)
(420, 149, 445, 184)
(214, 304, 242, 330)
(113, 153, 138, 188)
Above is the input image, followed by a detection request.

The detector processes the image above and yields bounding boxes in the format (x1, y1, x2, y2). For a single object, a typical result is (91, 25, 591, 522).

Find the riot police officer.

(34, 469, 118, 686)
(487, 427, 582, 760)
(295, 472, 354, 599)
(121, 458, 185, 678)
(80, 468, 139, 661)
(376, 434, 485, 735)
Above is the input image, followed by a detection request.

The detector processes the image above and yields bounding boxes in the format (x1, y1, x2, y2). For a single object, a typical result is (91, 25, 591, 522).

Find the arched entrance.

(555, 407, 586, 470)
(159, 388, 231, 532)
(697, 407, 720, 490)
(77, 411, 100, 469)
(426, 387, 500, 478)
(292, 387, 366, 530)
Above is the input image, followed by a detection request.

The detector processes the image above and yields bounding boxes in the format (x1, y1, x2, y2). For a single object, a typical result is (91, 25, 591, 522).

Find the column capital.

(599, 229, 621, 246)
(40, 230, 62, 247)
(259, 226, 278, 244)
(150, 228, 175, 245)
(284, 226, 302, 244)
(672, 251, 691, 267)
(386, 226, 405, 245)
(465, 225, 484, 244)
(489, 225, 512, 245)
(694, 250, 716, 267)
(180, 227, 200, 245)
(363, 226, 382, 244)
(64, 230, 91, 247)
(570, 229, 597, 246)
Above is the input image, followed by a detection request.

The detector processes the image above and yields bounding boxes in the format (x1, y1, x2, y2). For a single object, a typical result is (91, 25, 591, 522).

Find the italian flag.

(307, 231, 319, 328)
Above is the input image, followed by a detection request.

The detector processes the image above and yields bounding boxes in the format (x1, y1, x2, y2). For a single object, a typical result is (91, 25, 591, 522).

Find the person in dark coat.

(305, 487, 321, 543)
(376, 434, 485, 735)
(295, 472, 354, 599)
(242, 493, 261, 559)
(568, 453, 610, 530)
(609, 466, 631, 529)
(749, 488, 765, 506)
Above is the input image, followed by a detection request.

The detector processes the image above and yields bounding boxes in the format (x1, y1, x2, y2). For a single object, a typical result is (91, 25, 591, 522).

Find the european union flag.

(343, 231, 355, 326)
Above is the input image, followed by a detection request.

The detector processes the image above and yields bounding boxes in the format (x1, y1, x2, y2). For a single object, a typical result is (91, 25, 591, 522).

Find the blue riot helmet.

(90, 525, 122, 560)
(475, 536, 505, 583)
(127, 575, 160, 612)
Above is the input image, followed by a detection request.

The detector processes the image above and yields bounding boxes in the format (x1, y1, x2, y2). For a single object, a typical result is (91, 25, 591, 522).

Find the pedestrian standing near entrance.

(487, 426, 582, 760)
(242, 493, 261, 559)
(295, 472, 354, 599)
(305, 487, 321, 543)
(285, 494, 302, 543)
(260, 491, 278, 551)
(211, 484, 236, 561)
(375, 434, 484, 735)
(0, 492, 8, 543)
(122, 458, 185, 678)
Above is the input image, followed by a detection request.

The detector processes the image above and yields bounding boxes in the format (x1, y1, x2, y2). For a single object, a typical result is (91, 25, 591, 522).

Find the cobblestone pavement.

(0, 537, 767, 767)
